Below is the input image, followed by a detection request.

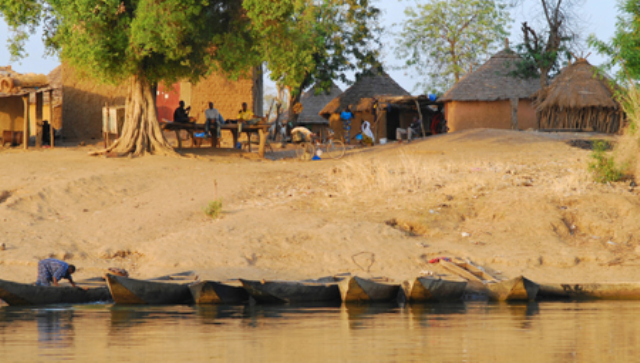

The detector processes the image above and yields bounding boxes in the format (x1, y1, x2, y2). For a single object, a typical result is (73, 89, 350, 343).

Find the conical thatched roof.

(297, 82, 343, 124)
(440, 48, 541, 102)
(537, 59, 620, 110)
(319, 72, 410, 116)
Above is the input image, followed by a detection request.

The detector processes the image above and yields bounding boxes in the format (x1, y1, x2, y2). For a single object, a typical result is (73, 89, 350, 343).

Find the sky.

(0, 0, 620, 95)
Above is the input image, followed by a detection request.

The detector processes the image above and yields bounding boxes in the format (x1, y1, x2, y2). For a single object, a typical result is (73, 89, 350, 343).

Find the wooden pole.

(510, 98, 519, 130)
(413, 99, 426, 138)
(22, 95, 29, 149)
(50, 90, 54, 148)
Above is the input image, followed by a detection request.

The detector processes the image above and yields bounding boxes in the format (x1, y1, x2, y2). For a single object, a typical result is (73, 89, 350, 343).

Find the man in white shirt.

(204, 102, 224, 138)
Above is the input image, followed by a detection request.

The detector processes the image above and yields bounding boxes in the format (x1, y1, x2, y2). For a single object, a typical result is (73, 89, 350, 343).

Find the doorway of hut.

(386, 108, 401, 140)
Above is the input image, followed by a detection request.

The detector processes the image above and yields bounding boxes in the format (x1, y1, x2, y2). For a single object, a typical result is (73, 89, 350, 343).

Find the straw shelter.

(536, 59, 623, 133)
(319, 72, 410, 142)
(439, 47, 541, 132)
(0, 66, 58, 148)
(296, 82, 342, 137)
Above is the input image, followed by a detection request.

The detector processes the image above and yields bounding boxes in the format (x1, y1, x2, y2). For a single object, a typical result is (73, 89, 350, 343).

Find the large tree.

(1, 0, 255, 156)
(245, 0, 382, 125)
(588, 0, 640, 83)
(510, 0, 584, 89)
(396, 0, 511, 93)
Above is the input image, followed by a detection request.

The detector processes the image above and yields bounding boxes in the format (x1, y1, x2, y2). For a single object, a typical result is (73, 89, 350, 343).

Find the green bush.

(203, 198, 223, 219)
(588, 140, 625, 183)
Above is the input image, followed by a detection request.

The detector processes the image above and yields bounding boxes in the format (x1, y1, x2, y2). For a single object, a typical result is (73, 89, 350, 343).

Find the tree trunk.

(92, 75, 175, 157)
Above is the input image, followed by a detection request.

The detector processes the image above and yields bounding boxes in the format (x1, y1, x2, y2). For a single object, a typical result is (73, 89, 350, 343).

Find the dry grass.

(614, 85, 640, 181)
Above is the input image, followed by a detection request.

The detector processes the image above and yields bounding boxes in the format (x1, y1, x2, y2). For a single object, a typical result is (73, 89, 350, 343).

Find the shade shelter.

(439, 47, 541, 132)
(536, 59, 623, 133)
(0, 66, 57, 148)
(319, 72, 410, 142)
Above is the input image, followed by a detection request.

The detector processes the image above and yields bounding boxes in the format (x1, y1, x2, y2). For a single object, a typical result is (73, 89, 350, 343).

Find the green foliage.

(0, 0, 255, 85)
(396, 0, 511, 93)
(588, 0, 640, 84)
(245, 0, 382, 97)
(588, 140, 625, 183)
(203, 198, 223, 219)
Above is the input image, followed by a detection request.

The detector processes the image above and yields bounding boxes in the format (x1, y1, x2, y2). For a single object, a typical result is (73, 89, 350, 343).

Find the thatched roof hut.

(536, 59, 623, 133)
(319, 72, 410, 117)
(298, 82, 342, 125)
(318, 72, 411, 142)
(439, 48, 541, 132)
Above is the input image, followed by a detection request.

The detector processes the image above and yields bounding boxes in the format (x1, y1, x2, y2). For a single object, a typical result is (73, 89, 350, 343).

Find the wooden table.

(160, 121, 269, 158)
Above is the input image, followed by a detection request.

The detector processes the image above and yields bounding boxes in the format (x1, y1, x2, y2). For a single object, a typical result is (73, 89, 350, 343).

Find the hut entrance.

(387, 108, 401, 140)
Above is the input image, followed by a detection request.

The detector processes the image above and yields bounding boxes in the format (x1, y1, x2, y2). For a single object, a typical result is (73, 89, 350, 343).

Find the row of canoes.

(3, 273, 640, 306)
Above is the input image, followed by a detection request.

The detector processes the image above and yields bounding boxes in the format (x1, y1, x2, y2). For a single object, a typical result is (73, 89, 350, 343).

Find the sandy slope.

(0, 129, 638, 285)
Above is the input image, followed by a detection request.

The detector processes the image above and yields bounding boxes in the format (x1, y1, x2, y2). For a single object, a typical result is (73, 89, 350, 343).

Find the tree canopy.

(510, 0, 584, 89)
(245, 0, 382, 124)
(396, 0, 511, 93)
(588, 0, 640, 83)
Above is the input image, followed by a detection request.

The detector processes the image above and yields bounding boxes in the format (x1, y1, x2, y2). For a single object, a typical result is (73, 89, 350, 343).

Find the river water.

(0, 301, 638, 362)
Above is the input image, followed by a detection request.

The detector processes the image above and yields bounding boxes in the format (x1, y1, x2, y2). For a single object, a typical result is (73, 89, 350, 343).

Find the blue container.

(236, 142, 242, 149)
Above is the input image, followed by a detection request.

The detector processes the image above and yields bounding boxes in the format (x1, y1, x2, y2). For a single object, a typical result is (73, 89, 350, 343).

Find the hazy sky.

(0, 0, 619, 95)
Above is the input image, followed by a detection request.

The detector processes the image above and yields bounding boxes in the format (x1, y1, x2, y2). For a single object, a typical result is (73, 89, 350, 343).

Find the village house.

(439, 46, 540, 132)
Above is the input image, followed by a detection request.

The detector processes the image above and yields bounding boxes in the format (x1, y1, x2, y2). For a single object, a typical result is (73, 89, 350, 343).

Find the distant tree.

(396, 0, 511, 93)
(0, 0, 255, 156)
(510, 0, 584, 89)
(245, 0, 383, 125)
(588, 0, 640, 83)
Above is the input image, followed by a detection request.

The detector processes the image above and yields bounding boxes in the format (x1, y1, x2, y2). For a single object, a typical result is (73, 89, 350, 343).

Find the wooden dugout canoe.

(189, 281, 249, 304)
(240, 279, 341, 304)
(338, 276, 402, 303)
(0, 278, 112, 306)
(538, 283, 640, 300)
(403, 278, 467, 302)
(485, 276, 540, 302)
(106, 274, 194, 305)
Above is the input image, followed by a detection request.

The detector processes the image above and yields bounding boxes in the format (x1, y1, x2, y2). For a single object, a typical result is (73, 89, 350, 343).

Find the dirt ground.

(0, 128, 638, 285)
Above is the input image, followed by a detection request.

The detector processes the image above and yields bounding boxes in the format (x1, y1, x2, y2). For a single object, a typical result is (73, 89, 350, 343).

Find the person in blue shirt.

(340, 107, 354, 144)
(36, 258, 80, 288)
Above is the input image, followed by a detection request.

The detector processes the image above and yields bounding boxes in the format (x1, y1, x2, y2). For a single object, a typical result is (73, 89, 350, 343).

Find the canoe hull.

(240, 279, 340, 304)
(106, 274, 193, 305)
(486, 276, 539, 301)
(0, 279, 111, 306)
(538, 283, 640, 300)
(405, 278, 467, 302)
(189, 281, 249, 304)
(339, 276, 401, 303)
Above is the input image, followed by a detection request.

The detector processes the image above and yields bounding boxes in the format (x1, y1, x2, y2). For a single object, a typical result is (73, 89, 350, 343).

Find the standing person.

(361, 119, 375, 146)
(340, 107, 354, 144)
(396, 116, 422, 143)
(204, 102, 224, 140)
(173, 100, 191, 123)
(36, 258, 81, 288)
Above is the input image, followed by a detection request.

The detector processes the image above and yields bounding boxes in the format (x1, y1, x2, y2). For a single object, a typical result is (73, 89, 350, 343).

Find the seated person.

(361, 120, 375, 146)
(396, 116, 422, 143)
(173, 100, 192, 123)
(238, 102, 258, 124)
(204, 102, 225, 138)
(291, 126, 316, 143)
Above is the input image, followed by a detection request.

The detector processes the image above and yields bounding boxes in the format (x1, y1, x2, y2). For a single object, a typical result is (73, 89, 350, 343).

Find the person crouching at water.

(36, 258, 82, 288)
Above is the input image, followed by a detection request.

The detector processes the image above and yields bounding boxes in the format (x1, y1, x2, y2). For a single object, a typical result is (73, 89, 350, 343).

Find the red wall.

(156, 83, 180, 122)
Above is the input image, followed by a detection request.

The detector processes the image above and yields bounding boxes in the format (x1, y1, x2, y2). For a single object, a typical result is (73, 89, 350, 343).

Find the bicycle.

(295, 129, 345, 161)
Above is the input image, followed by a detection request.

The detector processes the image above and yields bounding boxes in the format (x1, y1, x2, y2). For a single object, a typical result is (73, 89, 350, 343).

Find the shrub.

(203, 198, 223, 219)
(588, 140, 625, 183)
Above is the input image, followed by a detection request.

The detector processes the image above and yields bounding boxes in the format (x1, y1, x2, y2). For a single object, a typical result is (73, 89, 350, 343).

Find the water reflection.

(1, 301, 640, 362)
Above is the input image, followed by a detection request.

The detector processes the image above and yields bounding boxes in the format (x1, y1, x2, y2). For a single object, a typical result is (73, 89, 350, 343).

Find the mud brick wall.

(61, 64, 127, 140)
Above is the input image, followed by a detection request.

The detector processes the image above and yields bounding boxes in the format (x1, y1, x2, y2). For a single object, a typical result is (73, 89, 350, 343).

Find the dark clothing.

(410, 119, 422, 134)
(36, 259, 73, 286)
(173, 107, 190, 123)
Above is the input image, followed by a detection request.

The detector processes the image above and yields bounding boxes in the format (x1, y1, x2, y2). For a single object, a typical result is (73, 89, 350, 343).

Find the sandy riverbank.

(0, 129, 638, 285)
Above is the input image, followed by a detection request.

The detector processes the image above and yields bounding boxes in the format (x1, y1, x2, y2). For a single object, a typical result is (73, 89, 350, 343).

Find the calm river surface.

(1, 301, 639, 362)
